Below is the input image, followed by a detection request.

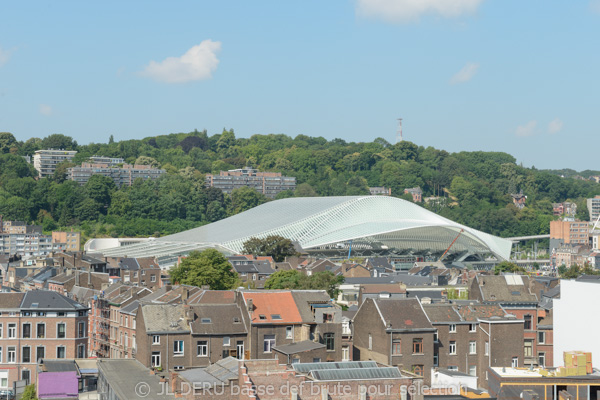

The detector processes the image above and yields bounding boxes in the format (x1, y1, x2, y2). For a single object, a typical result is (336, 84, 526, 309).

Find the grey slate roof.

(21, 291, 86, 310)
(346, 274, 432, 286)
(293, 361, 378, 374)
(476, 275, 538, 303)
(311, 367, 402, 381)
(97, 359, 164, 400)
(38, 359, 80, 373)
(120, 300, 140, 315)
(141, 303, 189, 333)
(273, 340, 325, 355)
(373, 298, 434, 331)
(178, 357, 239, 386)
(189, 304, 247, 335)
(291, 290, 332, 323)
(423, 304, 464, 323)
(407, 289, 445, 301)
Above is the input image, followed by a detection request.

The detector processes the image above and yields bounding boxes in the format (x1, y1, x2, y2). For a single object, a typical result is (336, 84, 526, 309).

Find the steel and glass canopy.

(99, 196, 512, 264)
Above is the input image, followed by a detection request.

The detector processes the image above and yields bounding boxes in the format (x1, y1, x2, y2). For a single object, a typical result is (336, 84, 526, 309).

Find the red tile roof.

(242, 291, 303, 324)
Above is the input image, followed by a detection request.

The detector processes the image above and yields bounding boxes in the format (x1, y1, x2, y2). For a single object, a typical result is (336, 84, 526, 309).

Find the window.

(22, 346, 31, 363)
(449, 341, 457, 355)
(0, 348, 2, 363)
(324, 333, 335, 351)
(469, 365, 477, 376)
(449, 324, 456, 333)
(413, 338, 423, 354)
(412, 365, 424, 376)
(524, 339, 533, 357)
(286, 326, 293, 339)
(37, 323, 45, 338)
(57, 312, 65, 317)
(524, 315, 532, 330)
(197, 341, 208, 357)
(485, 341, 489, 356)
(469, 341, 476, 355)
(538, 352, 546, 367)
(78, 322, 86, 338)
(392, 339, 402, 355)
(21, 370, 30, 385)
(0, 323, 2, 338)
(153, 335, 160, 345)
(173, 340, 184, 356)
(57, 346, 66, 359)
(57, 323, 66, 339)
(447, 366, 458, 371)
(259, 315, 267, 320)
(1, 377, 7, 388)
(433, 354, 439, 366)
(151, 352, 161, 367)
(22, 323, 31, 339)
(151, 275, 156, 282)
(36, 346, 45, 362)
(200, 318, 211, 323)
(263, 335, 275, 353)
(7, 347, 16, 363)
(538, 331, 545, 344)
(313, 358, 321, 363)
(8, 323, 16, 338)
(469, 324, 477, 332)
(342, 346, 350, 361)
(223, 337, 230, 347)
(368, 334, 373, 350)
(512, 357, 518, 368)
(433, 331, 438, 342)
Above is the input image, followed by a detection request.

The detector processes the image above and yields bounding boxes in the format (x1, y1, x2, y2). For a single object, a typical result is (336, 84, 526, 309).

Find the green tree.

(264, 270, 303, 290)
(52, 161, 76, 183)
(295, 183, 317, 197)
(169, 249, 238, 290)
(21, 384, 38, 400)
(134, 156, 160, 168)
(230, 186, 267, 215)
(85, 175, 116, 209)
(41, 133, 77, 150)
(0, 132, 17, 153)
(493, 261, 526, 275)
(242, 235, 298, 262)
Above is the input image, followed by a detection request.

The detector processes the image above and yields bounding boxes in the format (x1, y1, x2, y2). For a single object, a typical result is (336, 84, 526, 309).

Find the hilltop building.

(205, 167, 296, 198)
(33, 149, 77, 178)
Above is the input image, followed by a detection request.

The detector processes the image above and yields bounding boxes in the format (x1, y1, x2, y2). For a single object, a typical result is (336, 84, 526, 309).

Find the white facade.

(33, 149, 77, 178)
(553, 279, 600, 366)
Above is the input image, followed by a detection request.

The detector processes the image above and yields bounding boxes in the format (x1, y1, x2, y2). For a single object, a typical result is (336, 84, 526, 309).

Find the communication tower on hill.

(396, 118, 403, 143)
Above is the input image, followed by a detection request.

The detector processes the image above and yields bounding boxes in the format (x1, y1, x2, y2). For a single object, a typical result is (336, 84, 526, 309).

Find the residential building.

(205, 167, 296, 198)
(352, 297, 436, 383)
(105, 257, 162, 289)
(550, 220, 590, 252)
(552, 202, 577, 218)
(88, 156, 125, 166)
(33, 149, 77, 178)
(511, 190, 527, 209)
(588, 195, 600, 222)
(404, 187, 423, 202)
(0, 232, 67, 257)
(0, 291, 89, 389)
(469, 275, 541, 368)
(369, 186, 392, 196)
(68, 163, 165, 187)
(0, 220, 42, 235)
(227, 256, 275, 288)
(487, 365, 600, 400)
(238, 290, 343, 362)
(97, 359, 164, 400)
(51, 231, 81, 252)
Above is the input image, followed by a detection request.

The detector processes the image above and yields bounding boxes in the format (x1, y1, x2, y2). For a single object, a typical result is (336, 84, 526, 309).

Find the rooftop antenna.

(396, 118, 403, 144)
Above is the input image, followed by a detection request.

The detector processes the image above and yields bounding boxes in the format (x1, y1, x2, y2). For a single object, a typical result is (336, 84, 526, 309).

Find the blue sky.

(1, 1, 598, 170)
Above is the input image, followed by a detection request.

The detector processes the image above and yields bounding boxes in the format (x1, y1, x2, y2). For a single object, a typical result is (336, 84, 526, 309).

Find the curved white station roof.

(100, 196, 512, 263)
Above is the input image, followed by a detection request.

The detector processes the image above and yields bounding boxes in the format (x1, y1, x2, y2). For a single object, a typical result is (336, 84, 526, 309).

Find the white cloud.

(140, 40, 221, 84)
(591, 0, 600, 14)
(450, 62, 479, 84)
(548, 118, 563, 134)
(0, 47, 11, 67)
(39, 104, 53, 116)
(356, 0, 484, 23)
(515, 120, 537, 137)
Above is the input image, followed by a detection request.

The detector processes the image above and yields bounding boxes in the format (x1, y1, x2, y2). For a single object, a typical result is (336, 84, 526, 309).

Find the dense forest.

(0, 130, 599, 242)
